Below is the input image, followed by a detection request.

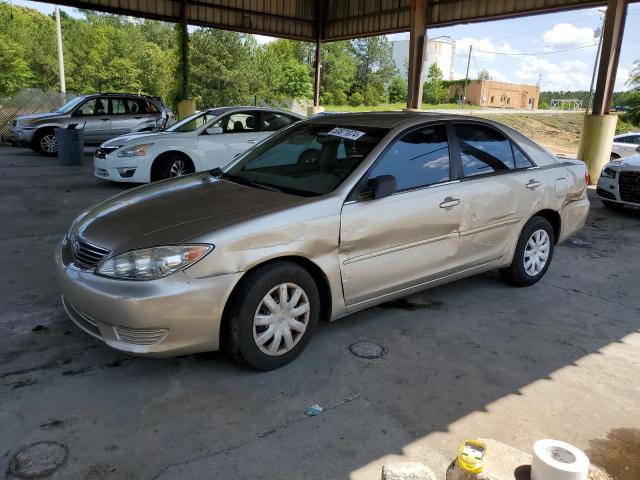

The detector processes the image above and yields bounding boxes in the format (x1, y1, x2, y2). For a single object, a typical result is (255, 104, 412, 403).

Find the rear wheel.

(602, 200, 625, 211)
(33, 129, 57, 156)
(224, 261, 319, 370)
(152, 154, 194, 181)
(500, 216, 555, 287)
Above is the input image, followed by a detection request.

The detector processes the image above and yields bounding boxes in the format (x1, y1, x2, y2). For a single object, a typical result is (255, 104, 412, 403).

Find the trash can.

(55, 124, 84, 166)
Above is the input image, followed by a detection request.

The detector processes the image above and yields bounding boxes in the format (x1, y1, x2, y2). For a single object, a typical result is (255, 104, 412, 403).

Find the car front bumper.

(597, 173, 640, 207)
(55, 240, 242, 356)
(8, 126, 36, 146)
(93, 152, 153, 183)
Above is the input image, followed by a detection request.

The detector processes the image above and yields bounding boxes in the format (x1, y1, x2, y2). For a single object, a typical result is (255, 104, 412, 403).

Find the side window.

(369, 125, 450, 191)
(110, 98, 128, 115)
(126, 99, 142, 114)
(630, 136, 640, 145)
(260, 112, 295, 132)
(75, 98, 106, 116)
(512, 144, 534, 169)
(454, 124, 514, 177)
(142, 100, 159, 114)
(213, 112, 258, 133)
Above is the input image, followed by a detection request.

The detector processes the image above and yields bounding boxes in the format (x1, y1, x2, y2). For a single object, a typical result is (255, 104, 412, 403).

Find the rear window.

(454, 124, 515, 177)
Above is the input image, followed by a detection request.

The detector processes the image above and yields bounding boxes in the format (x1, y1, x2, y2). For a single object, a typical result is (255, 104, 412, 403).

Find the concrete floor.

(1, 146, 639, 480)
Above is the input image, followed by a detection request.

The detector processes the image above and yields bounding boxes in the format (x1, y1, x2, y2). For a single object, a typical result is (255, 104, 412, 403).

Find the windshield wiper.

(209, 168, 282, 193)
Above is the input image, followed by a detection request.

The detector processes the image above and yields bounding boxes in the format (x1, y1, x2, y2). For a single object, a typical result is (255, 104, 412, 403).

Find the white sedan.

(611, 132, 640, 161)
(93, 107, 303, 183)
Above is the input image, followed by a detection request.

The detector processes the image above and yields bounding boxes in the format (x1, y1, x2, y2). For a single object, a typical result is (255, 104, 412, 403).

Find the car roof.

(305, 111, 506, 129)
(204, 106, 304, 117)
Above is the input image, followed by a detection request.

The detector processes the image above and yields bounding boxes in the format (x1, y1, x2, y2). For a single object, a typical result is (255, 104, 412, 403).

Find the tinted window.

(261, 112, 296, 132)
(75, 98, 107, 116)
(111, 98, 127, 114)
(455, 124, 514, 177)
(369, 125, 450, 190)
(213, 112, 258, 133)
(512, 144, 534, 169)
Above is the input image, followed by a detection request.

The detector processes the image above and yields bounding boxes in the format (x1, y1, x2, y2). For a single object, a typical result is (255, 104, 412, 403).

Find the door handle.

(439, 197, 460, 209)
(526, 179, 542, 189)
(248, 139, 259, 144)
(100, 118, 109, 121)
(134, 116, 143, 119)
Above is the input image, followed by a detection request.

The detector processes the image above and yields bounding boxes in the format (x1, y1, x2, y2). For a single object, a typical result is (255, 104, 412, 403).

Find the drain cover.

(9, 441, 68, 479)
(350, 341, 385, 359)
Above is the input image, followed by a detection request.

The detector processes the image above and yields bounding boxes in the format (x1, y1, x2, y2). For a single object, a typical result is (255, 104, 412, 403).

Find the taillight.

(584, 170, 591, 186)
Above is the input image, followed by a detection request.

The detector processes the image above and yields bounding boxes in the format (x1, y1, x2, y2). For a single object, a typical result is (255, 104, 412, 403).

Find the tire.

(602, 200, 625, 211)
(225, 261, 320, 370)
(153, 154, 194, 181)
(500, 216, 555, 287)
(33, 129, 58, 156)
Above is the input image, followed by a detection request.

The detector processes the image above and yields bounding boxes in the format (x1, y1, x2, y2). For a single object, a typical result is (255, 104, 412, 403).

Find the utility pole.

(55, 6, 66, 93)
(461, 45, 472, 109)
(537, 74, 542, 87)
(588, 11, 606, 113)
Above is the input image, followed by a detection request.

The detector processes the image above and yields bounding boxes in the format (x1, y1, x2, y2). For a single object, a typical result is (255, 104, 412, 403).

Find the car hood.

(16, 112, 63, 122)
(74, 174, 306, 253)
(616, 155, 640, 168)
(102, 131, 187, 147)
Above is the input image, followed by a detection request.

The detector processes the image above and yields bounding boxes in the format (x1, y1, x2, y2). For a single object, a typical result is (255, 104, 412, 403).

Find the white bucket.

(531, 439, 590, 480)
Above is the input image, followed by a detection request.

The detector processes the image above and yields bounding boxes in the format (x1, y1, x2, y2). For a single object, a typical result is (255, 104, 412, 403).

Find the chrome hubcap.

(169, 159, 186, 177)
(41, 134, 57, 153)
(524, 229, 550, 277)
(253, 283, 310, 356)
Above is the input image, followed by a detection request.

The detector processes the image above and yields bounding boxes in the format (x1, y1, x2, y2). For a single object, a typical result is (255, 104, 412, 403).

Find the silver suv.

(10, 93, 171, 156)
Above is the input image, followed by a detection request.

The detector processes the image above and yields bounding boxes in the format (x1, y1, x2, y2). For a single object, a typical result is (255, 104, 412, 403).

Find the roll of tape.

(531, 439, 590, 480)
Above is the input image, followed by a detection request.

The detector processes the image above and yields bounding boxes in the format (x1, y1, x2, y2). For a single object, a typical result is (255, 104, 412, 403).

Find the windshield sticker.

(326, 127, 366, 140)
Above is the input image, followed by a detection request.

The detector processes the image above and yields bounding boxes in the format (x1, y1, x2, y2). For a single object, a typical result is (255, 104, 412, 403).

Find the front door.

(72, 98, 111, 144)
(199, 110, 262, 169)
(453, 122, 542, 266)
(339, 124, 463, 306)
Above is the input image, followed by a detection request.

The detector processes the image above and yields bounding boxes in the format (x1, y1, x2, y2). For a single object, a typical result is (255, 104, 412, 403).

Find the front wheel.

(225, 262, 320, 370)
(153, 154, 194, 181)
(500, 216, 555, 287)
(33, 129, 58, 156)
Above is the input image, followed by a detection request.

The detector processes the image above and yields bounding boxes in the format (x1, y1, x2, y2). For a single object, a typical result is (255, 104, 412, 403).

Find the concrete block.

(382, 462, 437, 480)
(306, 105, 324, 116)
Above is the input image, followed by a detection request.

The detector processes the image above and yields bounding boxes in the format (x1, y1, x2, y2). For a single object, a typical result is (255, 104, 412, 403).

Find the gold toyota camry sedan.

(56, 112, 589, 370)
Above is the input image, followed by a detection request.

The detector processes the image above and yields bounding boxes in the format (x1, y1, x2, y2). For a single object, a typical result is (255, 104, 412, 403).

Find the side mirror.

(358, 175, 397, 200)
(205, 126, 223, 135)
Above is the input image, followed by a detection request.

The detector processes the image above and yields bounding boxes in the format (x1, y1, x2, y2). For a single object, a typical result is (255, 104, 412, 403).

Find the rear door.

(452, 122, 542, 266)
(339, 124, 463, 306)
(71, 97, 111, 143)
(110, 98, 157, 137)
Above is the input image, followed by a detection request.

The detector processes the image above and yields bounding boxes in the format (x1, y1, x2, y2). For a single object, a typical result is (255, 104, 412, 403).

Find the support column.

(177, 0, 196, 120)
(406, 0, 428, 110)
(308, 1, 324, 116)
(577, 0, 627, 182)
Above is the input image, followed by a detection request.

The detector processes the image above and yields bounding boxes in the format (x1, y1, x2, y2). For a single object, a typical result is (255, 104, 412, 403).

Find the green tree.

(423, 63, 447, 105)
(624, 60, 640, 125)
(351, 36, 397, 105)
(320, 41, 357, 105)
(0, 39, 34, 95)
(254, 39, 313, 100)
(478, 68, 492, 81)
(388, 76, 407, 103)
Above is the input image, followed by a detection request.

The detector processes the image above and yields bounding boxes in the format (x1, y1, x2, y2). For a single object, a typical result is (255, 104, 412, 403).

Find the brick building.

(465, 80, 540, 109)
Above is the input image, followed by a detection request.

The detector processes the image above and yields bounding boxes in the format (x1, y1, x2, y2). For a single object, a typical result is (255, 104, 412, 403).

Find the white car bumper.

(597, 172, 640, 206)
(93, 151, 153, 183)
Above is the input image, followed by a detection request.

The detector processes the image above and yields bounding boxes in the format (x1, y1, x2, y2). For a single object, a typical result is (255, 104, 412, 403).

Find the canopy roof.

(53, 0, 622, 41)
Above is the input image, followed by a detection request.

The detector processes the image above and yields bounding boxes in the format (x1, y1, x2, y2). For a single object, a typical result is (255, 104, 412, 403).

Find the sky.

(10, 0, 640, 92)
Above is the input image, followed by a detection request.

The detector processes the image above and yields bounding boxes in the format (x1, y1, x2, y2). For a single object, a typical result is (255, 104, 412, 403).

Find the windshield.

(56, 97, 86, 114)
(223, 123, 388, 196)
(166, 109, 226, 133)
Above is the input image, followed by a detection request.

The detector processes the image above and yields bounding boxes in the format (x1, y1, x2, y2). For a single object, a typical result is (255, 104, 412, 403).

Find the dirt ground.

(475, 112, 585, 157)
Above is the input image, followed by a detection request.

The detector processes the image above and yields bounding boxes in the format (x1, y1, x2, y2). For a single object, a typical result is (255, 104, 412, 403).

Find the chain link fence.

(0, 89, 77, 144)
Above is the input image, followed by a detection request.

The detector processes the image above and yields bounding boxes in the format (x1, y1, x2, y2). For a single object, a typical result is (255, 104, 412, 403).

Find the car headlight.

(117, 144, 153, 157)
(601, 166, 617, 178)
(96, 244, 212, 280)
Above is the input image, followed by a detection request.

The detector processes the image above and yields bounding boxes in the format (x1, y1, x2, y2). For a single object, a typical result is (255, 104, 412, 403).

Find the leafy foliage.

(387, 76, 407, 103)
(422, 64, 447, 105)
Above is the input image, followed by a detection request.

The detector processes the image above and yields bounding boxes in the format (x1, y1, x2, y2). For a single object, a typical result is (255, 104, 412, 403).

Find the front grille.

(115, 326, 168, 345)
(70, 233, 110, 268)
(95, 146, 119, 159)
(618, 171, 640, 204)
(62, 297, 102, 339)
(596, 187, 616, 200)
